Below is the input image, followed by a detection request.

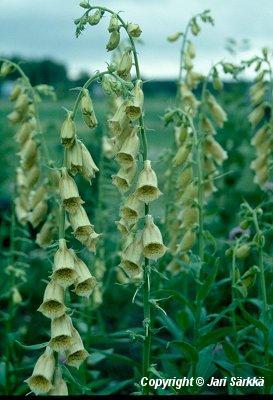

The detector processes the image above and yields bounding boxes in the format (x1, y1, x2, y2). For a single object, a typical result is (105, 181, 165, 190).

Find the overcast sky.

(1, 0, 273, 79)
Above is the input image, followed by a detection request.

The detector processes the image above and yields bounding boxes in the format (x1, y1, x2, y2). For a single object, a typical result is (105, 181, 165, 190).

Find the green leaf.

(196, 259, 219, 303)
(222, 338, 239, 363)
(98, 379, 133, 395)
(89, 349, 138, 367)
(169, 341, 198, 363)
(15, 340, 49, 350)
(61, 365, 91, 393)
(239, 305, 269, 335)
(197, 327, 234, 349)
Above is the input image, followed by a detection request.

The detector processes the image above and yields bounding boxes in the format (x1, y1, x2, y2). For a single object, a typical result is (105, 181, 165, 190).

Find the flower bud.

(88, 9, 103, 25)
(61, 111, 76, 148)
(142, 215, 166, 260)
(10, 84, 22, 102)
(251, 125, 269, 147)
(0, 61, 13, 77)
(106, 30, 120, 51)
(127, 23, 142, 37)
(38, 280, 66, 319)
(174, 125, 189, 146)
(187, 42, 195, 58)
(19, 138, 37, 169)
(60, 168, 84, 212)
(80, 0, 90, 8)
(25, 347, 55, 394)
(112, 162, 137, 193)
(117, 50, 133, 78)
(125, 81, 144, 120)
(120, 193, 142, 223)
(12, 287, 22, 304)
(121, 231, 143, 277)
(167, 32, 182, 42)
(108, 14, 119, 32)
(81, 89, 98, 129)
(51, 239, 77, 288)
(66, 328, 89, 368)
(201, 116, 216, 135)
(116, 126, 140, 166)
(49, 314, 73, 352)
(135, 160, 162, 203)
(48, 367, 68, 396)
(235, 243, 250, 259)
(73, 255, 97, 297)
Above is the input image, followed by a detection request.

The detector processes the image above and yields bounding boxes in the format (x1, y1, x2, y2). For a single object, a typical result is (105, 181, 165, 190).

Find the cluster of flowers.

(248, 49, 273, 188)
(1, 61, 58, 248)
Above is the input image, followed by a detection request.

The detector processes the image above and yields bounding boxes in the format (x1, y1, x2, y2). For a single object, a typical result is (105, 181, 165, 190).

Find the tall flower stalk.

(74, 3, 166, 394)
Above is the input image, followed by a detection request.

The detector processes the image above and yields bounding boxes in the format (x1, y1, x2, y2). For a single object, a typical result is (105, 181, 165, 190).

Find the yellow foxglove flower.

(14, 196, 28, 225)
(67, 139, 83, 175)
(80, 231, 101, 253)
(251, 125, 269, 147)
(142, 215, 166, 260)
(204, 137, 227, 165)
(117, 49, 133, 78)
(51, 239, 77, 288)
(177, 167, 193, 188)
(178, 229, 196, 252)
(38, 280, 66, 319)
(69, 205, 94, 240)
(12, 287, 22, 304)
(180, 206, 199, 229)
(174, 125, 189, 146)
(125, 81, 144, 120)
(15, 93, 29, 113)
(19, 138, 37, 168)
(116, 126, 140, 166)
(61, 111, 76, 148)
(73, 255, 97, 297)
(30, 185, 47, 210)
(59, 167, 84, 212)
(65, 328, 89, 369)
(116, 218, 135, 235)
(172, 142, 192, 167)
(29, 200, 48, 228)
(120, 193, 142, 223)
(88, 10, 103, 25)
(7, 110, 22, 124)
(112, 162, 136, 193)
(25, 347, 55, 394)
(48, 367, 68, 396)
(49, 314, 74, 352)
(201, 116, 216, 135)
(248, 104, 265, 127)
(108, 100, 129, 135)
(14, 121, 33, 144)
(36, 218, 55, 247)
(80, 141, 99, 181)
(207, 93, 227, 127)
(135, 160, 162, 203)
(25, 165, 40, 188)
(121, 231, 143, 277)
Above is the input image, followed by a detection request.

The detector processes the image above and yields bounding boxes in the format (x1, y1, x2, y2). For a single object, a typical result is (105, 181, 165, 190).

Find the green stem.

(231, 247, 238, 395)
(252, 210, 269, 366)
